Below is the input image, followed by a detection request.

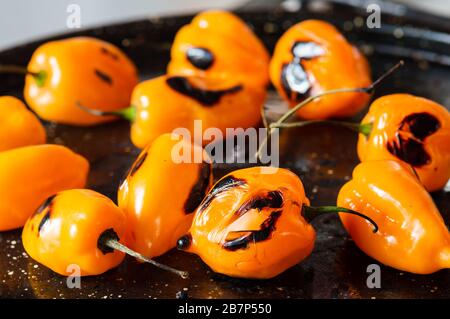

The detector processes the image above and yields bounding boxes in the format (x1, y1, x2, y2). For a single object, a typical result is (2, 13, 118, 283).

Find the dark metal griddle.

(0, 0, 449, 299)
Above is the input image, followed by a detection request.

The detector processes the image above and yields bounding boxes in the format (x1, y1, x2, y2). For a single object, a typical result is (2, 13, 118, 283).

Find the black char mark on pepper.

(197, 175, 247, 213)
(94, 69, 113, 85)
(100, 47, 119, 60)
(129, 152, 148, 177)
(235, 190, 284, 217)
(33, 194, 56, 217)
(399, 112, 440, 141)
(184, 163, 212, 214)
(186, 47, 214, 70)
(166, 76, 242, 106)
(387, 133, 431, 167)
(223, 210, 282, 251)
(36, 195, 57, 234)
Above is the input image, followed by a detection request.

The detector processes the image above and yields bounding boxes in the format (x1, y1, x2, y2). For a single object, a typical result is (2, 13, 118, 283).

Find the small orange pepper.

(118, 133, 212, 258)
(0, 96, 46, 152)
(168, 10, 270, 88)
(357, 94, 450, 192)
(337, 160, 450, 274)
(177, 166, 377, 279)
(0, 144, 89, 231)
(24, 37, 138, 126)
(270, 20, 371, 119)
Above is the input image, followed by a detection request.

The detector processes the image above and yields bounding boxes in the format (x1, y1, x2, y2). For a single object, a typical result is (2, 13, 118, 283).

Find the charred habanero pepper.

(0, 96, 46, 152)
(337, 160, 450, 274)
(79, 74, 266, 148)
(118, 133, 212, 258)
(0, 145, 89, 231)
(167, 10, 270, 88)
(357, 94, 450, 192)
(177, 167, 377, 279)
(0, 37, 138, 125)
(270, 20, 371, 119)
(23, 189, 188, 277)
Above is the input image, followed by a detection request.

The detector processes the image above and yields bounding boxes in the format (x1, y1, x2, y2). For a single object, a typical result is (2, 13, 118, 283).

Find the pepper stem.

(270, 121, 373, 138)
(302, 205, 378, 233)
(76, 102, 136, 122)
(255, 61, 404, 161)
(98, 229, 189, 279)
(0, 64, 47, 87)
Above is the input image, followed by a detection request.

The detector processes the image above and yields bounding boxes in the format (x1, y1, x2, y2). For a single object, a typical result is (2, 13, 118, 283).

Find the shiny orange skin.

(270, 20, 371, 119)
(0, 144, 89, 231)
(0, 96, 46, 152)
(23, 189, 128, 276)
(338, 160, 450, 274)
(168, 10, 270, 88)
(181, 167, 315, 279)
(118, 133, 212, 258)
(357, 94, 450, 192)
(24, 37, 138, 126)
(130, 75, 266, 148)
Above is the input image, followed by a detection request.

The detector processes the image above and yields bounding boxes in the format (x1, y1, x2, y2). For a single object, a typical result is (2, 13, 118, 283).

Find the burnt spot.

(197, 175, 247, 213)
(100, 47, 119, 60)
(177, 234, 192, 250)
(281, 41, 324, 102)
(235, 190, 284, 217)
(37, 211, 51, 234)
(223, 210, 282, 251)
(183, 163, 212, 214)
(129, 152, 148, 177)
(33, 194, 56, 217)
(97, 228, 120, 254)
(166, 76, 242, 106)
(94, 69, 113, 85)
(399, 112, 440, 140)
(387, 133, 431, 166)
(186, 47, 214, 70)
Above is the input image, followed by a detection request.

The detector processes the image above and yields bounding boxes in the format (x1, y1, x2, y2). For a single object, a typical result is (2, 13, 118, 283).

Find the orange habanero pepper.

(337, 160, 450, 274)
(118, 133, 212, 258)
(22, 37, 138, 126)
(23, 189, 188, 277)
(270, 20, 371, 119)
(177, 166, 377, 279)
(0, 144, 89, 231)
(167, 10, 270, 88)
(0, 96, 46, 152)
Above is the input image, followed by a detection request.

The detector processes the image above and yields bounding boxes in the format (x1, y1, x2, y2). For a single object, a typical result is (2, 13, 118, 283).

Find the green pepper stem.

(270, 121, 373, 138)
(302, 205, 378, 233)
(76, 102, 136, 122)
(0, 64, 47, 87)
(255, 60, 404, 161)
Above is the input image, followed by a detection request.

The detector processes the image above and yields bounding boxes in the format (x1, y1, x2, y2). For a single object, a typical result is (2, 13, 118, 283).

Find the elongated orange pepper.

(21, 37, 138, 125)
(168, 10, 270, 88)
(337, 160, 450, 274)
(270, 20, 371, 119)
(357, 94, 450, 192)
(22, 189, 188, 277)
(0, 144, 89, 231)
(118, 133, 212, 258)
(177, 166, 377, 279)
(0, 96, 46, 152)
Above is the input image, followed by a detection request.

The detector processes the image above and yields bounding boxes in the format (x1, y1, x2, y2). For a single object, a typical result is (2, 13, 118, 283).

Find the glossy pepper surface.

(23, 189, 128, 276)
(0, 144, 89, 231)
(118, 133, 212, 258)
(24, 37, 138, 126)
(357, 94, 450, 192)
(168, 10, 270, 88)
(130, 75, 266, 148)
(337, 160, 450, 274)
(270, 20, 371, 119)
(0, 96, 46, 152)
(177, 167, 315, 279)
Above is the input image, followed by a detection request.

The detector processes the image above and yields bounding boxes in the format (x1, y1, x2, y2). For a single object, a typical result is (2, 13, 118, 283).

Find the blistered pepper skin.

(270, 20, 371, 119)
(357, 94, 450, 192)
(337, 160, 450, 274)
(0, 145, 89, 231)
(130, 75, 266, 148)
(168, 10, 270, 87)
(180, 167, 315, 279)
(23, 189, 128, 276)
(118, 133, 212, 258)
(0, 96, 46, 152)
(24, 37, 138, 126)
